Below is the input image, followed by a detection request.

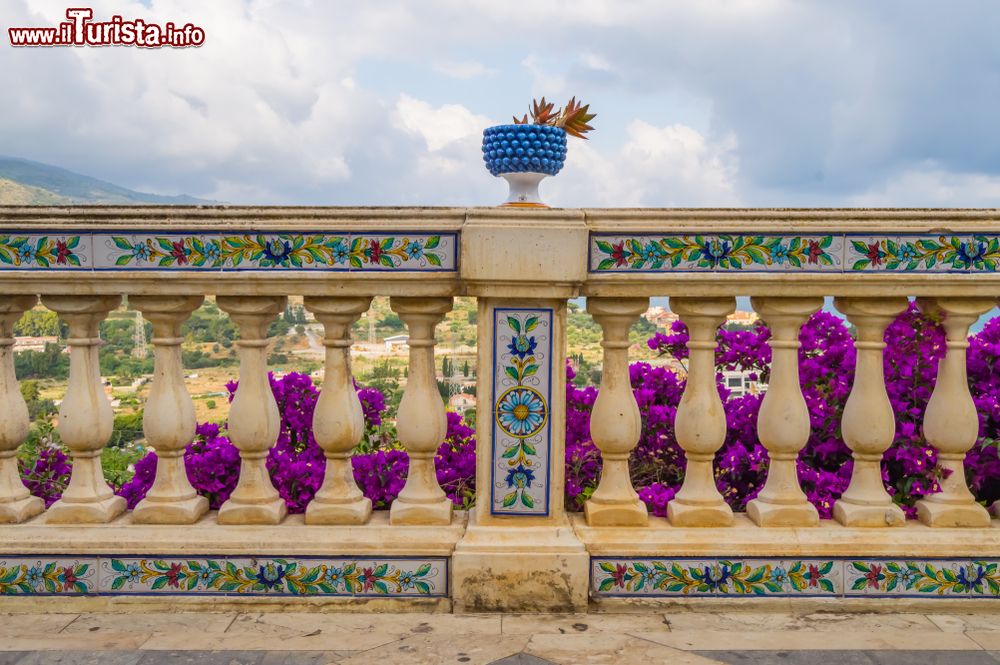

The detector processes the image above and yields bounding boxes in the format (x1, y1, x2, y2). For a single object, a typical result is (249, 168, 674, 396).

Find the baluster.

(41, 295, 125, 523)
(389, 297, 452, 525)
(668, 297, 735, 527)
(216, 296, 287, 525)
(746, 297, 823, 526)
(585, 297, 648, 526)
(0, 296, 44, 523)
(916, 297, 994, 527)
(832, 297, 907, 527)
(130, 296, 208, 524)
(303, 296, 373, 525)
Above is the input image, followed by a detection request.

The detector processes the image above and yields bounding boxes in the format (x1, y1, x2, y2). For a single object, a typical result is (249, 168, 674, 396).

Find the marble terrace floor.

(2, 610, 1000, 664)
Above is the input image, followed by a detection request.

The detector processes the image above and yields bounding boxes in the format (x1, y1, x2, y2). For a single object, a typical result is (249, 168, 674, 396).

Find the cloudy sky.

(4, 0, 1000, 207)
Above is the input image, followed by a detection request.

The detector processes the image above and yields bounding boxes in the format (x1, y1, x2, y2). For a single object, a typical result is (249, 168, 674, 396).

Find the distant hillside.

(0, 156, 216, 205)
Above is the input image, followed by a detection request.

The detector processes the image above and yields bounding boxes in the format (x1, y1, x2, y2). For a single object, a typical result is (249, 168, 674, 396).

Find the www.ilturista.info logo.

(8, 8, 205, 48)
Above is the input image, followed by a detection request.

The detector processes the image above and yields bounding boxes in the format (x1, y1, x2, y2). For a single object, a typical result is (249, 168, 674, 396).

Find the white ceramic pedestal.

(500, 172, 549, 208)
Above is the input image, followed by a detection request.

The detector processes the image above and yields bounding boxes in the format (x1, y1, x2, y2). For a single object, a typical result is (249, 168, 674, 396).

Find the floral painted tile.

(98, 556, 447, 596)
(0, 233, 91, 269)
(589, 234, 842, 272)
(846, 234, 1000, 272)
(218, 233, 351, 270)
(225, 557, 447, 596)
(0, 557, 97, 594)
(591, 558, 842, 597)
(93, 234, 223, 269)
(350, 233, 456, 271)
(491, 308, 553, 516)
(217, 233, 456, 271)
(99, 557, 221, 593)
(846, 559, 1000, 597)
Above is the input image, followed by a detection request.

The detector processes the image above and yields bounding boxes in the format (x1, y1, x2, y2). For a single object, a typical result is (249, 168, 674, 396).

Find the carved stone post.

(746, 297, 823, 527)
(216, 296, 287, 525)
(41, 295, 125, 523)
(452, 209, 589, 612)
(0, 296, 44, 523)
(130, 295, 208, 524)
(389, 297, 452, 525)
(585, 297, 648, 526)
(668, 297, 735, 527)
(917, 297, 994, 527)
(832, 297, 908, 527)
(303, 296, 373, 525)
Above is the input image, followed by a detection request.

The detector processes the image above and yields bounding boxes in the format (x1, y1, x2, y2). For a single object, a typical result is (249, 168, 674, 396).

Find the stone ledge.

(0, 594, 451, 613)
(572, 514, 1000, 557)
(0, 510, 467, 556)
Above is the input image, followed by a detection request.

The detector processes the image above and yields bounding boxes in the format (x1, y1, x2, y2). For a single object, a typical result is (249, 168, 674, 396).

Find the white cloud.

(580, 53, 612, 72)
(849, 163, 1000, 207)
(546, 121, 740, 207)
(5, 0, 1000, 206)
(432, 59, 496, 80)
(391, 95, 490, 153)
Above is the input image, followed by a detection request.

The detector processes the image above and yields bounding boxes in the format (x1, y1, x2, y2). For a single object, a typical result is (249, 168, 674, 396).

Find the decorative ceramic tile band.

(592, 558, 840, 597)
(590, 233, 1000, 273)
(0, 556, 447, 597)
(491, 308, 553, 516)
(846, 560, 1000, 597)
(0, 558, 95, 595)
(845, 236, 1000, 272)
(590, 234, 842, 272)
(592, 557, 1000, 599)
(0, 232, 457, 271)
(0, 234, 91, 269)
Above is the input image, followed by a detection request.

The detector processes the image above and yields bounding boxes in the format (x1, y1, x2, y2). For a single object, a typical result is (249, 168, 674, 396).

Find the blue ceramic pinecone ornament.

(482, 124, 567, 177)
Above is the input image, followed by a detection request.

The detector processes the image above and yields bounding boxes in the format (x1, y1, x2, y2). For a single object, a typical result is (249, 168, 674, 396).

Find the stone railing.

(0, 206, 999, 612)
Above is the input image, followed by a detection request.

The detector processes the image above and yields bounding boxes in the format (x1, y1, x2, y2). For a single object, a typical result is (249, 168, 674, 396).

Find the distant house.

(384, 334, 409, 352)
(13, 336, 58, 353)
(721, 369, 766, 398)
(727, 310, 759, 326)
(449, 393, 477, 410)
(643, 306, 679, 330)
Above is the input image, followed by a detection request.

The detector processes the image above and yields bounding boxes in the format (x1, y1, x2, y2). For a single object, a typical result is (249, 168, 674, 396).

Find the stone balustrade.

(0, 206, 999, 612)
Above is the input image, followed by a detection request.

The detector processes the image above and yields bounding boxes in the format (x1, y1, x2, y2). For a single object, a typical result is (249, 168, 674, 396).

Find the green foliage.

(182, 348, 235, 370)
(101, 443, 146, 488)
(282, 305, 307, 324)
(182, 301, 236, 346)
(19, 380, 39, 403)
(268, 318, 291, 338)
(14, 309, 63, 337)
(109, 411, 144, 448)
(15, 343, 68, 380)
(379, 312, 405, 332)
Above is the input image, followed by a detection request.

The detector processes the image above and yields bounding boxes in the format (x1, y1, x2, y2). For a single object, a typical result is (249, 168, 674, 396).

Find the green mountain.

(0, 156, 216, 205)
